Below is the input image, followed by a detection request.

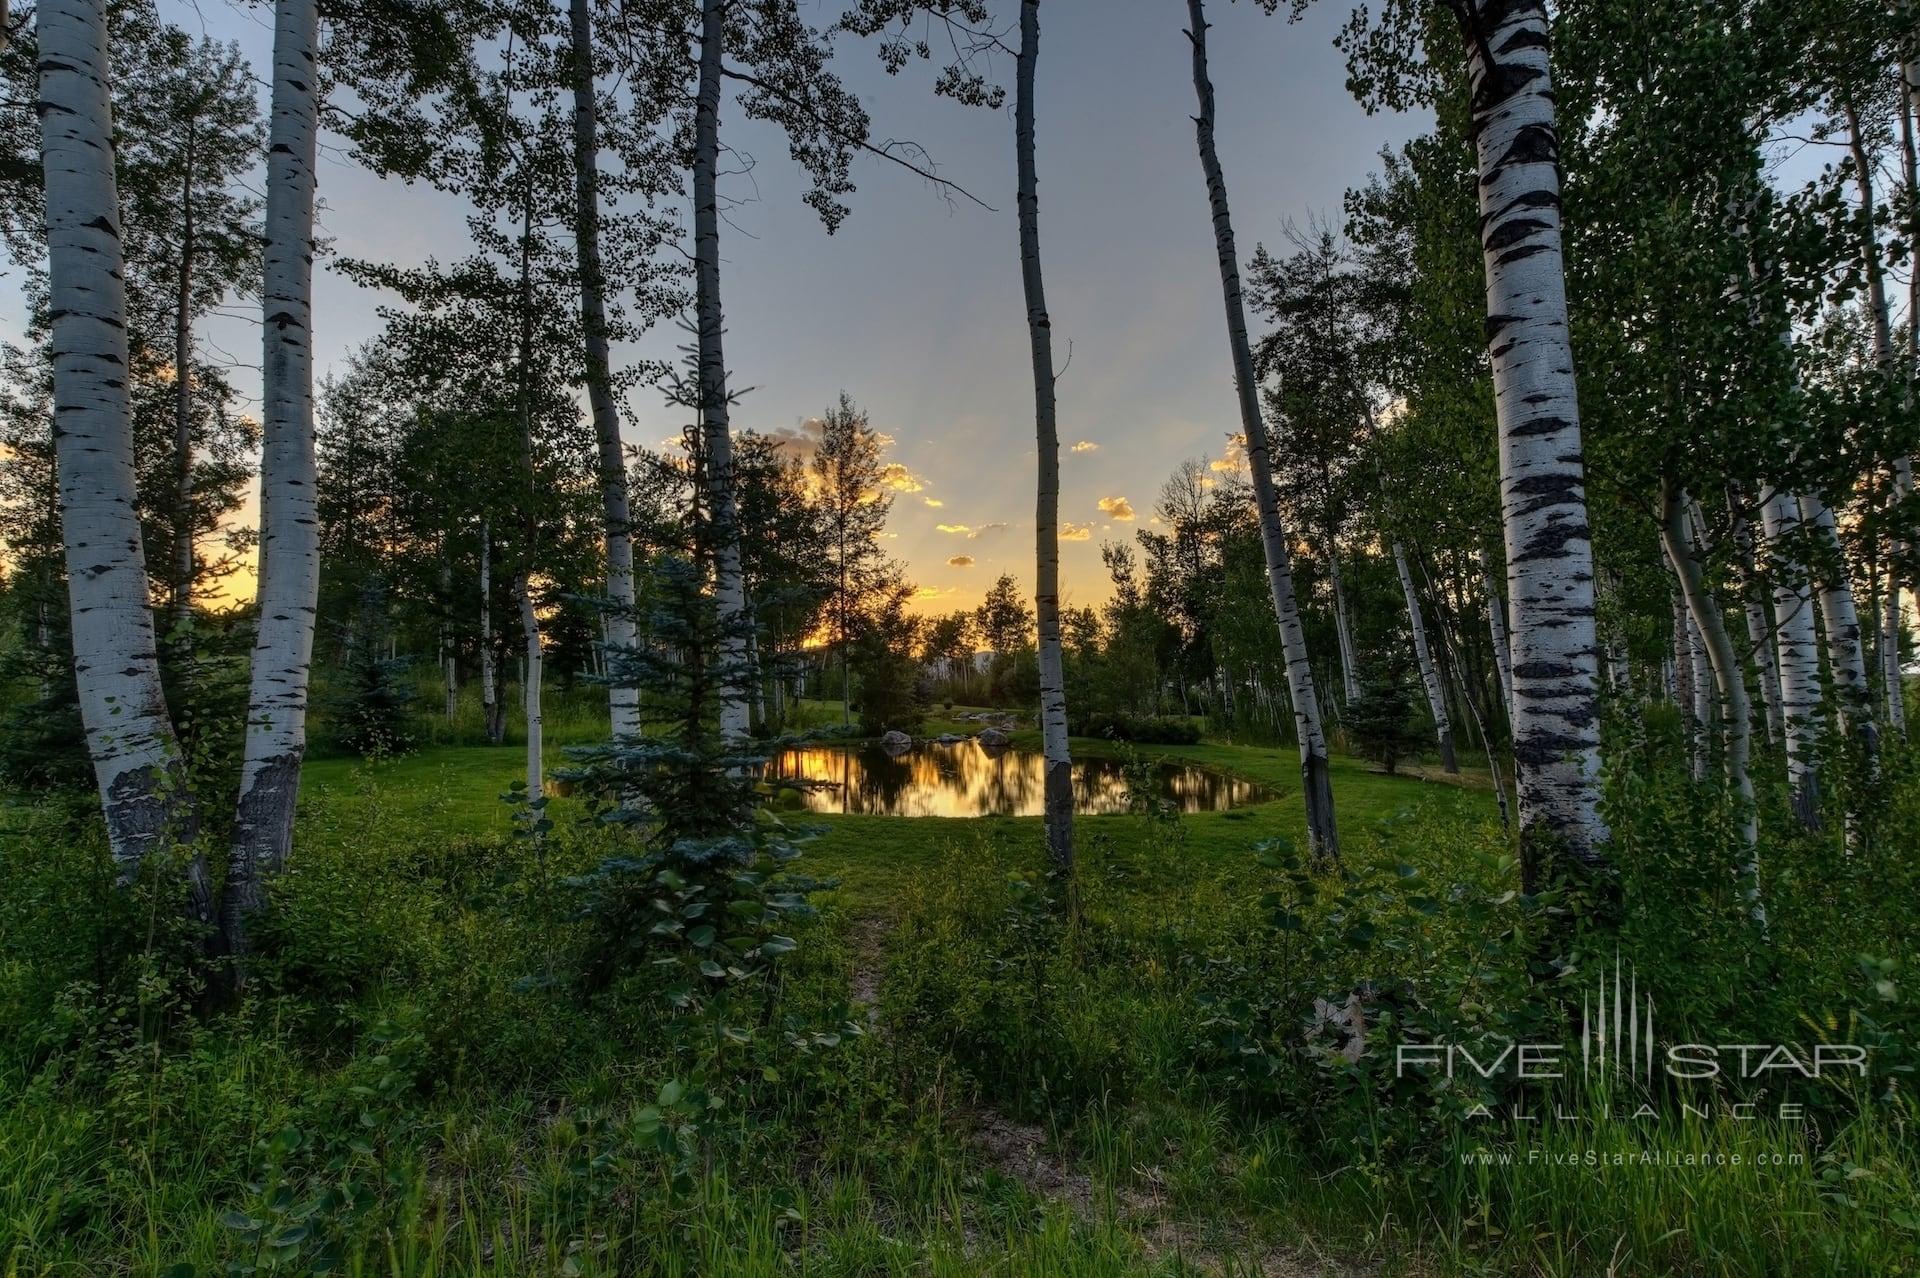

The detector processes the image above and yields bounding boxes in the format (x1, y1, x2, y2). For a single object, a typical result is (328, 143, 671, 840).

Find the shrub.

(1069, 711, 1201, 744)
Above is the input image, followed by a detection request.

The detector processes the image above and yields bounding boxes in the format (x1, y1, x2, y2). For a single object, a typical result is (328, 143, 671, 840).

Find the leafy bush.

(1069, 710, 1202, 744)
(852, 622, 927, 735)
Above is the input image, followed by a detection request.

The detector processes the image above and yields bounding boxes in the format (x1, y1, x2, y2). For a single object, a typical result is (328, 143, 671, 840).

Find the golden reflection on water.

(760, 741, 1270, 817)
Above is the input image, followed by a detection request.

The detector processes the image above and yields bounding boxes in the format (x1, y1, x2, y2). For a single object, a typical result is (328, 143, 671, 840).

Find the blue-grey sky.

(10, 0, 1426, 613)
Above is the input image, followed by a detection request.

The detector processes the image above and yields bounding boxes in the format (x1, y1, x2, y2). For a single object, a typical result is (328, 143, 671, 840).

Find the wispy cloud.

(879, 462, 925, 493)
(937, 521, 1008, 540)
(1060, 522, 1093, 541)
(1070, 440, 1100, 453)
(924, 497, 944, 507)
(1098, 496, 1136, 521)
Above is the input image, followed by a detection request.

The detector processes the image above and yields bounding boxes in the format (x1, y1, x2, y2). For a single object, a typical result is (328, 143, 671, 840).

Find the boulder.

(880, 729, 913, 754)
(976, 726, 1011, 749)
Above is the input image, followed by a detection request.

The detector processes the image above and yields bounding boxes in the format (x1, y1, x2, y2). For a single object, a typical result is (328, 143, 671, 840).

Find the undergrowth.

(0, 730, 1915, 1275)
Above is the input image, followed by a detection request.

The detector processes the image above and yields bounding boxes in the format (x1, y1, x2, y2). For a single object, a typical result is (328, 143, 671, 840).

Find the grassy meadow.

(1, 698, 1915, 1276)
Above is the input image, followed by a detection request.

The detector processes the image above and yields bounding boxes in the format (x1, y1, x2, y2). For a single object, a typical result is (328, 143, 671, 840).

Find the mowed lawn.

(299, 733, 1505, 907)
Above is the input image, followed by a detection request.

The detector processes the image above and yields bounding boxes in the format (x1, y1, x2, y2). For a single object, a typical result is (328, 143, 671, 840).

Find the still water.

(760, 740, 1271, 817)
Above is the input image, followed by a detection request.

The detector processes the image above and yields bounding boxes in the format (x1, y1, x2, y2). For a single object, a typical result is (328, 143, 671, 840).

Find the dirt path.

(844, 909, 892, 1027)
(961, 1108, 1383, 1277)
(842, 910, 1387, 1277)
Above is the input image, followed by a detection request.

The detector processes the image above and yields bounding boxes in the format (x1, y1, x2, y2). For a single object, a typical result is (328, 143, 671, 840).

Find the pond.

(759, 739, 1271, 818)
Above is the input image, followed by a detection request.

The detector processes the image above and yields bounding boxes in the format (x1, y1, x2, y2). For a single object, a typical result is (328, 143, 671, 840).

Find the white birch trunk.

(1395, 541, 1458, 772)
(1729, 505, 1783, 746)
(480, 518, 501, 743)
(1669, 586, 1693, 728)
(1606, 635, 1629, 695)
(508, 169, 545, 804)
(1660, 481, 1762, 925)
(1745, 581, 1783, 747)
(1884, 575, 1907, 738)
(1687, 607, 1712, 780)
(518, 571, 543, 801)
(1902, 62, 1920, 611)
(171, 126, 197, 629)
(1432, 573, 1513, 829)
(694, 0, 750, 741)
(567, 0, 640, 741)
(439, 559, 456, 723)
(38, 0, 203, 900)
(1453, 0, 1606, 871)
(225, 0, 320, 955)
(1329, 538, 1361, 703)
(1759, 489, 1823, 826)
(1186, 0, 1337, 862)
(1477, 545, 1515, 726)
(1843, 97, 1912, 742)
(1800, 491, 1879, 763)
(1738, 173, 1837, 824)
(1017, 0, 1072, 873)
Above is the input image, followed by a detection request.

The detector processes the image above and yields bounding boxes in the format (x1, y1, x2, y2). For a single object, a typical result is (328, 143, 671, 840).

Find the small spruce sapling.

(561, 553, 833, 1014)
(1345, 663, 1420, 776)
(325, 579, 415, 760)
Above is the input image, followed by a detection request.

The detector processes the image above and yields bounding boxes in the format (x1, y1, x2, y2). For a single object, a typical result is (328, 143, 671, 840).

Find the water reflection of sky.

(760, 741, 1271, 817)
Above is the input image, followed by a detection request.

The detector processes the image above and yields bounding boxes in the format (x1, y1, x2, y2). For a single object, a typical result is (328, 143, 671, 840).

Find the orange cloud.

(1060, 522, 1092, 541)
(1098, 496, 1135, 521)
(947, 554, 975, 567)
(1070, 440, 1099, 453)
(1210, 434, 1247, 474)
(937, 521, 1007, 540)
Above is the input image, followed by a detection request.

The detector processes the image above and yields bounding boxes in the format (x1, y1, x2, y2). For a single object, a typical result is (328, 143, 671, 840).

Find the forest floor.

(5, 715, 1909, 1275)
(284, 730, 1486, 1276)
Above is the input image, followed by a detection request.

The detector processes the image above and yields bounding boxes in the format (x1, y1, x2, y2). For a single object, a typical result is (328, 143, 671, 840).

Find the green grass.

(298, 729, 1499, 910)
(4, 707, 1914, 1277)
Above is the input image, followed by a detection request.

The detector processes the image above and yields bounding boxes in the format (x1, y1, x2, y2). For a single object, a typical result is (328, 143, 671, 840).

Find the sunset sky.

(0, 0, 1425, 615)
